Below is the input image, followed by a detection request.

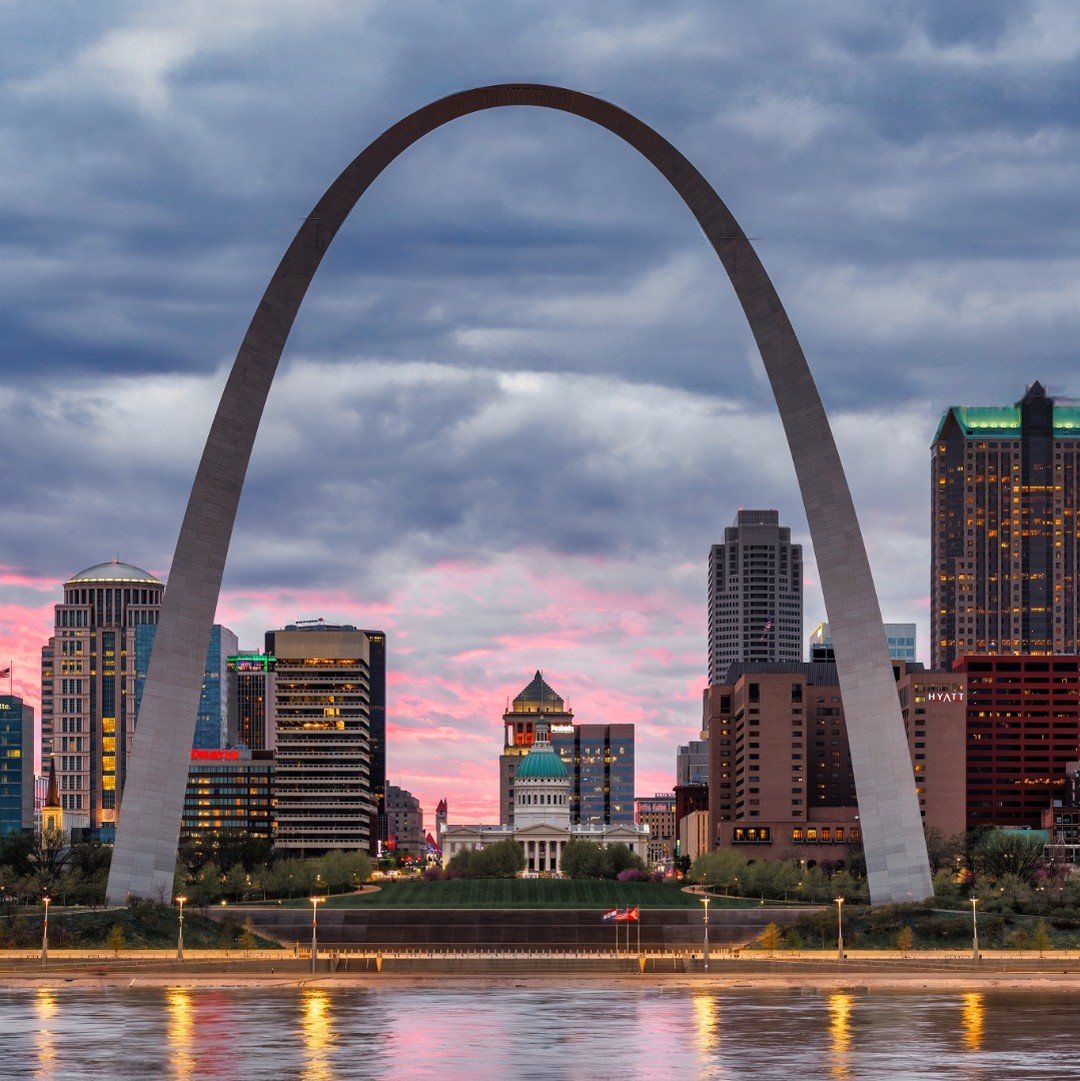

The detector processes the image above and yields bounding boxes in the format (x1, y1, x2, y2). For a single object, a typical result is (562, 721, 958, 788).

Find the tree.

(481, 839, 526, 879)
(106, 924, 126, 956)
(239, 918, 258, 952)
(1032, 918, 1052, 957)
(689, 850, 746, 890)
(896, 926, 914, 955)
(560, 840, 607, 880)
(758, 922, 783, 952)
(600, 843, 646, 879)
(976, 831, 1045, 883)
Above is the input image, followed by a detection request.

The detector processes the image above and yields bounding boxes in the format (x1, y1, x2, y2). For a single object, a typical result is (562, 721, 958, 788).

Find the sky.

(2, 1, 1080, 828)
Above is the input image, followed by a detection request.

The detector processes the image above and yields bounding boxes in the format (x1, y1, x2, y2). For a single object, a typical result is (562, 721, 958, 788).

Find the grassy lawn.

(296, 879, 763, 909)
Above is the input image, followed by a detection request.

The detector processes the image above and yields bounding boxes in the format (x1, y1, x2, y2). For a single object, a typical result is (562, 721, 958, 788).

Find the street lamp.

(310, 896, 324, 973)
(175, 895, 187, 961)
(970, 896, 980, 962)
(701, 896, 710, 972)
(41, 895, 50, 966)
(834, 897, 845, 961)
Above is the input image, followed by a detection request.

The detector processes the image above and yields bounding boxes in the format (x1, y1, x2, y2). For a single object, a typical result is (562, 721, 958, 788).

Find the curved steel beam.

(107, 84, 932, 905)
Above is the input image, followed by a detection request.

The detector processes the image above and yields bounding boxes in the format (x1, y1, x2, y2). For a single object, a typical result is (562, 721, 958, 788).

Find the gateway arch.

(107, 84, 932, 906)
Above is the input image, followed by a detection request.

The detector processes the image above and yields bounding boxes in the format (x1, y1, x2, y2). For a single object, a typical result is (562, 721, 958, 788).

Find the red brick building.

(706, 661, 966, 866)
(957, 655, 1080, 828)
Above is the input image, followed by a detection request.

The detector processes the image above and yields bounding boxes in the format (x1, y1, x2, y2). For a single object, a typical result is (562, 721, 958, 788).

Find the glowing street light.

(311, 896, 325, 973)
(834, 897, 845, 962)
(970, 896, 980, 962)
(701, 896, 711, 972)
(41, 895, 50, 966)
(175, 895, 187, 961)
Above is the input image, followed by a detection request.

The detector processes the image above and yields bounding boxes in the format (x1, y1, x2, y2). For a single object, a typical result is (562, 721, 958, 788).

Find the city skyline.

(3, 6, 1079, 828)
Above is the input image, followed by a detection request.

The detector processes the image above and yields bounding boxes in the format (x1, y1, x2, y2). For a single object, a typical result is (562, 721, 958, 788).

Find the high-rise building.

(181, 748, 274, 846)
(0, 696, 34, 835)
(676, 738, 709, 786)
(133, 622, 238, 749)
(227, 652, 277, 750)
(385, 782, 425, 857)
(42, 561, 163, 837)
(634, 793, 676, 867)
(809, 622, 916, 664)
(551, 724, 636, 826)
(706, 661, 966, 863)
(358, 629, 387, 845)
(39, 645, 54, 764)
(932, 382, 1080, 669)
(708, 510, 803, 684)
(958, 655, 1080, 829)
(264, 623, 375, 854)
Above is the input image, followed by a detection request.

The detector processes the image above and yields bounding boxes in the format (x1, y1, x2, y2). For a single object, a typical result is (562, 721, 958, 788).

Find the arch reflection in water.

(961, 992, 984, 1052)
(828, 992, 853, 1080)
(35, 988, 58, 1077)
(302, 989, 336, 1081)
(167, 987, 196, 1081)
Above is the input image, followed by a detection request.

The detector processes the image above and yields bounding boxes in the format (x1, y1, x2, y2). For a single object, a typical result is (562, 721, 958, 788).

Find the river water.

(4, 985, 1079, 1079)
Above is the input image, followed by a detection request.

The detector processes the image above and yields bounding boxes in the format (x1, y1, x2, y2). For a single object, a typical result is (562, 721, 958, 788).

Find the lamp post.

(175, 895, 187, 961)
(41, 895, 50, 966)
(310, 896, 324, 973)
(834, 897, 844, 961)
(970, 896, 980, 962)
(701, 896, 710, 972)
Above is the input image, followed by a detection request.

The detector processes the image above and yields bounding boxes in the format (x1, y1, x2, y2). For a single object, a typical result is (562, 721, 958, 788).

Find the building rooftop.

(66, 560, 162, 585)
(516, 745, 569, 780)
(512, 670, 565, 711)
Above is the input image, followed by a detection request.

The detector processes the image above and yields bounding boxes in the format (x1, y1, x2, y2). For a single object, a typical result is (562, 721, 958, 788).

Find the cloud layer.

(1, 2, 1078, 824)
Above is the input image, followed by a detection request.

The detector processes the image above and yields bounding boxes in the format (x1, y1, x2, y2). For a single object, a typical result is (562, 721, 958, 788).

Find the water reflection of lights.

(167, 987, 196, 1081)
(691, 992, 720, 1056)
(302, 989, 336, 1081)
(35, 989, 58, 1078)
(828, 992, 853, 1080)
(961, 992, 984, 1052)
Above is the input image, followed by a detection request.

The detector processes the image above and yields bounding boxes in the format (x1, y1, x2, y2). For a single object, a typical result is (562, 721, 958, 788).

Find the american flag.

(758, 619, 773, 643)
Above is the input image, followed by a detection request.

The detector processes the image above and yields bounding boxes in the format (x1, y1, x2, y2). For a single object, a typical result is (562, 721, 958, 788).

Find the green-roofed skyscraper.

(932, 382, 1080, 669)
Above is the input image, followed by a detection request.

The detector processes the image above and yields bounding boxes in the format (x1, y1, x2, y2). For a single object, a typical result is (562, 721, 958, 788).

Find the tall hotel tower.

(41, 561, 162, 837)
(932, 382, 1080, 669)
(707, 510, 803, 684)
(264, 623, 377, 854)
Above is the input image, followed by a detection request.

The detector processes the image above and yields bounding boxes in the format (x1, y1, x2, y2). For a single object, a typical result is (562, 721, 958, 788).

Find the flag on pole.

(626, 906, 640, 922)
(615, 908, 632, 922)
(0, 668, 9, 679)
(601, 908, 619, 922)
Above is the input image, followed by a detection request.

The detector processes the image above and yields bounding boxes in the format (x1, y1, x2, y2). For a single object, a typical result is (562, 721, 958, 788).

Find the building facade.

(227, 652, 277, 750)
(444, 723, 647, 873)
(0, 696, 34, 835)
(41, 561, 163, 837)
(708, 510, 803, 685)
(676, 738, 709, 787)
(551, 724, 635, 826)
(634, 793, 676, 868)
(385, 782, 425, 858)
(181, 748, 274, 845)
(932, 382, 1080, 669)
(134, 623, 237, 750)
(809, 622, 916, 664)
(265, 623, 375, 854)
(958, 654, 1080, 829)
(1043, 761, 1080, 865)
(706, 661, 966, 866)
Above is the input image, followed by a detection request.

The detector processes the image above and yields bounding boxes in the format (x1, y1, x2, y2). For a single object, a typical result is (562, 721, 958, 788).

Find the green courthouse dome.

(517, 744, 569, 780)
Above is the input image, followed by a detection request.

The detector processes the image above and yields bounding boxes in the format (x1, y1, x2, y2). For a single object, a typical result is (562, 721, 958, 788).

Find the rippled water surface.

(4, 984, 1080, 1079)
